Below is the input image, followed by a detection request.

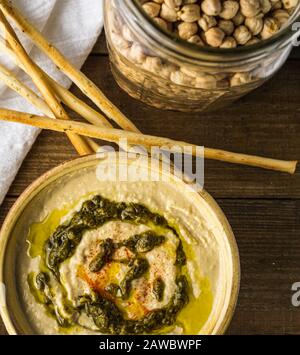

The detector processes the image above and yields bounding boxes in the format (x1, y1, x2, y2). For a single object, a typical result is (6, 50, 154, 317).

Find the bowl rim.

(0, 154, 240, 335)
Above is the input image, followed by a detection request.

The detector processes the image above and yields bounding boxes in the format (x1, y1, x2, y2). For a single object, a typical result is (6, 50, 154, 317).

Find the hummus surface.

(13, 158, 233, 335)
(61, 222, 179, 317)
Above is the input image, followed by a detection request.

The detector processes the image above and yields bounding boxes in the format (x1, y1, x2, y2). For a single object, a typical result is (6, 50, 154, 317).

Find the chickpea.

(178, 4, 201, 22)
(142, 2, 161, 18)
(271, 1, 283, 11)
(234, 25, 252, 45)
(220, 36, 238, 48)
(245, 16, 264, 36)
(260, 0, 272, 14)
(137, 0, 298, 49)
(205, 27, 225, 47)
(231, 72, 252, 86)
(128, 43, 146, 64)
(170, 70, 196, 86)
(218, 19, 235, 35)
(201, 0, 222, 16)
(164, 0, 183, 9)
(153, 17, 171, 32)
(195, 73, 218, 89)
(240, 0, 261, 18)
(219, 1, 240, 20)
(198, 15, 217, 31)
(160, 3, 178, 22)
(282, 0, 299, 9)
(111, 32, 131, 51)
(122, 26, 135, 42)
(142, 56, 164, 73)
(180, 66, 202, 78)
(246, 37, 260, 45)
(178, 22, 198, 40)
(260, 17, 280, 39)
(232, 11, 245, 26)
(160, 63, 178, 79)
(188, 34, 205, 46)
(272, 9, 290, 26)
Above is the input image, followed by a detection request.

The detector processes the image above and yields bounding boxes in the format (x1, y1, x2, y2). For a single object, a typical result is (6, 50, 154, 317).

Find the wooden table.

(0, 33, 299, 335)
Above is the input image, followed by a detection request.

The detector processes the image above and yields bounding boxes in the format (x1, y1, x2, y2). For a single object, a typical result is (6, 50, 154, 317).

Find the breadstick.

(0, 108, 296, 174)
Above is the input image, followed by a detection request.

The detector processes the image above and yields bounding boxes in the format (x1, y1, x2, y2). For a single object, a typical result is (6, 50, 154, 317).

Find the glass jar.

(104, 0, 300, 112)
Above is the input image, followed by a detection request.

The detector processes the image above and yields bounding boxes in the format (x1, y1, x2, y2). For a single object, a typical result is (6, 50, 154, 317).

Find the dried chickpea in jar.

(105, 0, 300, 111)
(138, 0, 299, 48)
(107, 0, 299, 108)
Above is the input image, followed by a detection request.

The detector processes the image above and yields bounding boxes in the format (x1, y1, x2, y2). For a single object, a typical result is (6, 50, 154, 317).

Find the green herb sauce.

(28, 194, 191, 334)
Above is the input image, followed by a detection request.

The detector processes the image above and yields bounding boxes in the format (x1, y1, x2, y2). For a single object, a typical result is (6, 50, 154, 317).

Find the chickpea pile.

(105, 0, 298, 110)
(140, 0, 298, 48)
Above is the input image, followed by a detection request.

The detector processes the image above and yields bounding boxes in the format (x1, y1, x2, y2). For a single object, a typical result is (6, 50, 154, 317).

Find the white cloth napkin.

(0, 0, 103, 205)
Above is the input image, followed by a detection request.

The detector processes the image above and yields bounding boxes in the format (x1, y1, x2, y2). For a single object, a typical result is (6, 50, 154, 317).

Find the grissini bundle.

(0, 62, 53, 117)
(0, 36, 112, 129)
(0, 108, 297, 174)
(0, 0, 140, 133)
(0, 62, 98, 152)
(0, 38, 137, 154)
(0, 9, 94, 155)
(0, 38, 139, 155)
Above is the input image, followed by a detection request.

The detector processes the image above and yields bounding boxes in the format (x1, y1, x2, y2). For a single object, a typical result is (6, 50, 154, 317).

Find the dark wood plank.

(0, 197, 14, 226)
(92, 31, 108, 55)
(0, 321, 7, 336)
(289, 46, 300, 59)
(1, 198, 299, 335)
(0, 197, 14, 335)
(6, 54, 300, 199)
(220, 199, 300, 335)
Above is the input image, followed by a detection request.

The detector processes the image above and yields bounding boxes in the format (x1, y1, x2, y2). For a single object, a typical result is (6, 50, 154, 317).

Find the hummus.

(10, 156, 237, 335)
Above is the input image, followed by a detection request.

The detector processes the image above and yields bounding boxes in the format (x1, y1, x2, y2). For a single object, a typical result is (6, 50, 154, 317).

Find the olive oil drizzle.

(29, 194, 189, 334)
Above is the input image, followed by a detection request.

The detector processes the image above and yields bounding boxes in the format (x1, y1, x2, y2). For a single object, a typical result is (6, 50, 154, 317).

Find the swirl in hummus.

(27, 195, 192, 334)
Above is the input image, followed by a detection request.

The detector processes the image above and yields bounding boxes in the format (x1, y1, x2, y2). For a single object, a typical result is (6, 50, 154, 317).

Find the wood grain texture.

(220, 199, 300, 335)
(0, 34, 299, 335)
